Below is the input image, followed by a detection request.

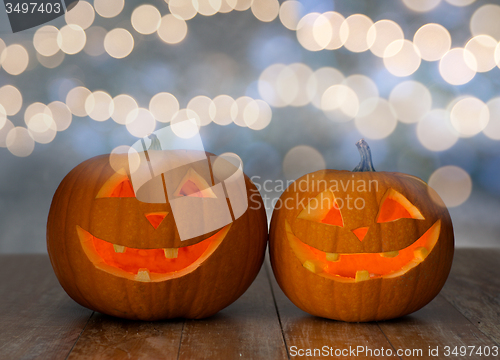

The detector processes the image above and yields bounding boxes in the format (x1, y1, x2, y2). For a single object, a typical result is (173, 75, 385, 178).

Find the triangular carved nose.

(352, 227, 369, 241)
(145, 212, 168, 229)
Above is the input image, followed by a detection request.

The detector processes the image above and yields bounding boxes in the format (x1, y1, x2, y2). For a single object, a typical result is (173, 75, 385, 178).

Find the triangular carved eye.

(96, 171, 136, 198)
(297, 190, 344, 227)
(376, 188, 424, 223)
(173, 168, 217, 198)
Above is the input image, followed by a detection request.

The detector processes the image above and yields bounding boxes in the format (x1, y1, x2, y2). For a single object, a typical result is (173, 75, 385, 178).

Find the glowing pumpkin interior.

(290, 188, 438, 283)
(79, 169, 229, 282)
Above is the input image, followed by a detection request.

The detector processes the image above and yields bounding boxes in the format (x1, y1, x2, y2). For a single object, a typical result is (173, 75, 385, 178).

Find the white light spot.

(283, 145, 326, 180)
(389, 81, 432, 124)
(450, 97, 489, 137)
(417, 109, 458, 151)
(413, 23, 451, 61)
(149, 92, 179, 123)
(439, 48, 476, 85)
(428, 166, 472, 208)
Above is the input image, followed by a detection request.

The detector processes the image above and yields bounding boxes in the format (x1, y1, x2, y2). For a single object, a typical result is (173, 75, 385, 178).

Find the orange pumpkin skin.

(269, 147, 454, 322)
(47, 154, 268, 320)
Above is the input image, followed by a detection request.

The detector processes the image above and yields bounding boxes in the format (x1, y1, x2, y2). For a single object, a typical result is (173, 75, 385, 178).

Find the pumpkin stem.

(353, 139, 376, 172)
(148, 133, 162, 150)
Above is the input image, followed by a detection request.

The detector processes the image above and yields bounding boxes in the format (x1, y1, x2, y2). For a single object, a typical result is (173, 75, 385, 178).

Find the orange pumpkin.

(47, 151, 267, 320)
(269, 140, 454, 322)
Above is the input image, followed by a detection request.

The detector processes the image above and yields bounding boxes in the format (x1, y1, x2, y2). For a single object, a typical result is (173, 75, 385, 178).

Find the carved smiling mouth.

(286, 220, 441, 283)
(77, 224, 231, 282)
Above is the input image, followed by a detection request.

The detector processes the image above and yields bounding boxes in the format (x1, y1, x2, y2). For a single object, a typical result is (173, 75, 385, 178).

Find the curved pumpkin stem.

(148, 133, 162, 150)
(353, 139, 376, 172)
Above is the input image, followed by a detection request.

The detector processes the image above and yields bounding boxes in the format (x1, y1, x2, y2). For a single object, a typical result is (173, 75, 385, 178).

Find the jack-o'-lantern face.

(77, 167, 232, 283)
(269, 140, 454, 322)
(47, 153, 268, 320)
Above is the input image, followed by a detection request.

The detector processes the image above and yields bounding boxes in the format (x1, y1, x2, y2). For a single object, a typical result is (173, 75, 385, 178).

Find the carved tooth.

(136, 268, 151, 282)
(303, 260, 316, 273)
(326, 253, 339, 262)
(380, 250, 399, 258)
(113, 244, 125, 253)
(164, 248, 178, 259)
(414, 247, 429, 262)
(355, 270, 370, 282)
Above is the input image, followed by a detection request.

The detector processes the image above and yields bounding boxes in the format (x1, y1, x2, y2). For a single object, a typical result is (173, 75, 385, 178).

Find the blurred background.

(0, 0, 499, 252)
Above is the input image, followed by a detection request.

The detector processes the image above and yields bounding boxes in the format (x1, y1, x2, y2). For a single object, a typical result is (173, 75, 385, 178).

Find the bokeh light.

(367, 20, 404, 58)
(57, 25, 86, 55)
(213, 95, 237, 126)
(243, 99, 272, 130)
(65, 1, 95, 30)
(251, 0, 280, 22)
(187, 95, 216, 126)
(445, 0, 475, 6)
(157, 14, 188, 44)
(0, 85, 23, 116)
(450, 97, 489, 137)
(310, 67, 345, 109)
(111, 94, 138, 125)
(126, 108, 156, 138)
(6, 127, 35, 157)
(383, 40, 421, 77)
(283, 145, 326, 180)
(389, 81, 432, 124)
(36, 51, 65, 69)
(149, 92, 180, 123)
(354, 98, 397, 139)
(413, 23, 451, 61)
(279, 0, 303, 31)
(339, 14, 373, 53)
(417, 109, 458, 151)
(85, 91, 114, 122)
(0, 119, 14, 148)
(464, 35, 497, 73)
(470, 4, 500, 41)
(439, 48, 476, 85)
(66, 86, 91, 117)
(402, 0, 441, 13)
(104, 28, 134, 59)
(94, 0, 124, 18)
(343, 74, 379, 109)
(33, 26, 60, 57)
(171, 109, 202, 138)
(321, 84, 359, 122)
(131, 4, 162, 35)
(0, 44, 29, 75)
(47, 101, 72, 131)
(296, 13, 326, 52)
(428, 166, 472, 207)
(27, 112, 57, 144)
(195, 0, 222, 16)
(320, 11, 347, 50)
(168, 0, 197, 20)
(233, 0, 253, 11)
(483, 98, 500, 140)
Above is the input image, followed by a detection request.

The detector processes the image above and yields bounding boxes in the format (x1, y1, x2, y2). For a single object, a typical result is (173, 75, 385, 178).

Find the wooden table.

(0, 249, 498, 359)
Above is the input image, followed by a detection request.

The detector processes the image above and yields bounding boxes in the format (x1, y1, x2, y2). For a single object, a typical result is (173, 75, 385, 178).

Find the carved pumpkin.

(269, 140, 454, 322)
(47, 151, 267, 320)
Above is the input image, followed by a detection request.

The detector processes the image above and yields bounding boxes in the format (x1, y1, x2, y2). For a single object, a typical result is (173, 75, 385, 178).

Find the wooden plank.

(178, 267, 288, 360)
(266, 261, 399, 360)
(378, 295, 497, 359)
(0, 255, 92, 360)
(67, 313, 184, 360)
(440, 248, 500, 345)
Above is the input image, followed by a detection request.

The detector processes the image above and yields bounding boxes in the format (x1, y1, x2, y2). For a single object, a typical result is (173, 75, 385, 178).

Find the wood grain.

(378, 295, 497, 359)
(67, 313, 184, 360)
(0, 255, 92, 360)
(440, 248, 500, 346)
(266, 261, 398, 360)
(178, 267, 288, 360)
